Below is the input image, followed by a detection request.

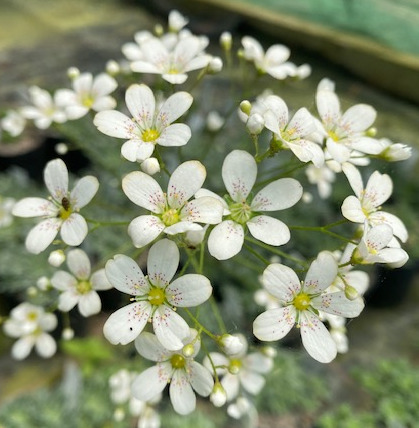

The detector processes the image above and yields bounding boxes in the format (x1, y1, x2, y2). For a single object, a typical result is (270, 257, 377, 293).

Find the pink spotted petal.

(253, 306, 296, 341)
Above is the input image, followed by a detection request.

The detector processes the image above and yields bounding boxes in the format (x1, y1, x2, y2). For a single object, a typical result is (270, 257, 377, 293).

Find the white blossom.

(1, 110, 26, 137)
(253, 252, 364, 363)
(12, 158, 99, 254)
(103, 239, 213, 350)
(132, 329, 214, 415)
(3, 303, 57, 360)
(122, 160, 223, 248)
(51, 249, 112, 317)
(94, 84, 193, 162)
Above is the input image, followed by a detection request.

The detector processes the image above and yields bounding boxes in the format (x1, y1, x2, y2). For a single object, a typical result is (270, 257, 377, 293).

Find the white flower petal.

(105, 254, 148, 295)
(35, 333, 57, 358)
(189, 361, 214, 397)
(126, 84, 155, 129)
(222, 150, 256, 201)
(153, 306, 190, 351)
(221, 373, 240, 401)
(263, 95, 289, 133)
(121, 140, 154, 162)
(247, 215, 290, 246)
(25, 218, 61, 254)
(135, 331, 173, 362)
(12, 197, 57, 218)
(44, 159, 69, 201)
(147, 239, 179, 286)
(180, 197, 223, 224)
(166, 274, 212, 307)
(170, 370, 196, 415)
(340, 104, 376, 133)
(162, 73, 189, 85)
(287, 108, 316, 138)
(208, 220, 244, 260)
(167, 161, 206, 209)
(240, 370, 265, 395)
(364, 171, 392, 208)
(253, 306, 296, 341)
(128, 215, 165, 248)
(60, 213, 88, 246)
(94, 110, 136, 138)
(370, 211, 408, 243)
(103, 301, 151, 345)
(299, 311, 337, 363)
(164, 221, 202, 235)
(157, 124, 191, 147)
(91, 269, 112, 290)
(92, 73, 118, 97)
(316, 90, 341, 126)
(12, 336, 35, 360)
(70, 176, 99, 210)
(122, 171, 165, 213)
(262, 263, 301, 302)
(341, 163, 363, 198)
(51, 270, 77, 291)
(156, 91, 193, 128)
(132, 363, 172, 401)
(326, 139, 351, 163)
(245, 352, 274, 374)
(78, 291, 102, 317)
(341, 195, 365, 223)
(67, 249, 91, 279)
(304, 252, 338, 294)
(251, 178, 302, 211)
(58, 290, 79, 312)
(312, 292, 364, 318)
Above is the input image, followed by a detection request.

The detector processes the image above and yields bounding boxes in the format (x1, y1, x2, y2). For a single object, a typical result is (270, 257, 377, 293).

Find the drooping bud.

(67, 67, 80, 80)
(140, 158, 160, 175)
(220, 31, 232, 51)
(246, 113, 264, 135)
(48, 249, 66, 267)
(344, 284, 359, 301)
(220, 334, 244, 355)
(210, 382, 227, 407)
(208, 57, 223, 74)
(239, 100, 252, 117)
(106, 60, 120, 76)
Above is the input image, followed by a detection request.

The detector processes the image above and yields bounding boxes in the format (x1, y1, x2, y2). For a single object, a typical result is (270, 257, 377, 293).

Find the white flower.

(0, 196, 15, 228)
(122, 160, 223, 248)
(130, 35, 211, 84)
(132, 329, 214, 415)
(241, 36, 298, 80)
(3, 302, 57, 360)
(55, 72, 117, 120)
(376, 138, 412, 162)
(315, 78, 382, 163)
(227, 396, 257, 420)
(20, 86, 66, 129)
(204, 334, 273, 401)
(263, 95, 324, 167)
(341, 163, 408, 243)
(198, 150, 302, 260)
(94, 83, 193, 162)
(51, 249, 112, 317)
(103, 239, 213, 350)
(12, 158, 99, 254)
(253, 252, 365, 363)
(351, 223, 409, 266)
(305, 164, 336, 199)
(1, 110, 26, 137)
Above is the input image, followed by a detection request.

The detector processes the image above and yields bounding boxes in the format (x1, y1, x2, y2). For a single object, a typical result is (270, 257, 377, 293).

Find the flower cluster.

(0, 8, 413, 425)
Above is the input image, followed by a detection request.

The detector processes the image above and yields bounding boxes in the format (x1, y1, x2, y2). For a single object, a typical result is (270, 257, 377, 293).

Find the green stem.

(184, 308, 217, 340)
(243, 243, 270, 266)
(209, 296, 227, 334)
(289, 225, 357, 244)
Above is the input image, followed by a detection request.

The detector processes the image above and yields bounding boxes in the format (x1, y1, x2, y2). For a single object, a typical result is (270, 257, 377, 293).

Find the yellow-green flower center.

(293, 293, 311, 311)
(59, 197, 72, 220)
(328, 129, 340, 142)
(76, 280, 92, 295)
(27, 311, 39, 322)
(161, 208, 180, 226)
(82, 95, 94, 108)
(142, 129, 160, 142)
(229, 200, 252, 224)
(148, 287, 166, 306)
(228, 358, 242, 374)
(281, 127, 299, 142)
(170, 353, 186, 369)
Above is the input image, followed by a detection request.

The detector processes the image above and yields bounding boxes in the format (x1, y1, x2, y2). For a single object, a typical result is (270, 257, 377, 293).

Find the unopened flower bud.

(381, 143, 412, 162)
(302, 192, 313, 204)
(210, 382, 227, 407)
(55, 142, 68, 155)
(208, 57, 223, 74)
(182, 343, 195, 357)
(220, 32, 232, 51)
(344, 284, 359, 300)
(67, 67, 80, 79)
(220, 334, 244, 355)
(113, 408, 125, 422)
(48, 249, 66, 267)
(262, 346, 277, 358)
(246, 113, 264, 135)
(154, 24, 164, 36)
(62, 327, 74, 340)
(27, 286, 38, 297)
(206, 111, 224, 132)
(140, 158, 160, 175)
(295, 64, 311, 80)
(37, 276, 50, 291)
(239, 100, 252, 116)
(106, 60, 120, 76)
(366, 127, 377, 137)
